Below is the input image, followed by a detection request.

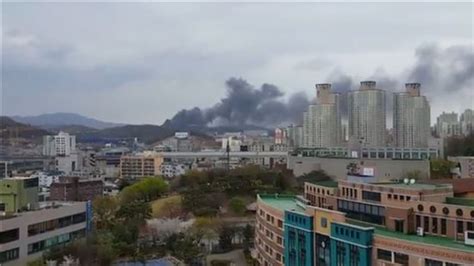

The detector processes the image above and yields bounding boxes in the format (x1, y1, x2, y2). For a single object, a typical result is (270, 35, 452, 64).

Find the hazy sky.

(2, 2, 473, 125)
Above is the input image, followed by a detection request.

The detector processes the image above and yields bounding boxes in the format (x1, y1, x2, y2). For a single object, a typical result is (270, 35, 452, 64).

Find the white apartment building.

(460, 109, 474, 136)
(42, 132, 76, 157)
(303, 83, 341, 148)
(436, 112, 460, 138)
(348, 81, 386, 147)
(393, 83, 431, 147)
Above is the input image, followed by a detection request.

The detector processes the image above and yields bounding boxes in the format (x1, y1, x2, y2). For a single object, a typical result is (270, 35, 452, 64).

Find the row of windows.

(425, 258, 460, 266)
(28, 212, 86, 236)
(416, 215, 474, 235)
(376, 249, 409, 266)
(387, 193, 411, 201)
(28, 229, 85, 255)
(341, 187, 358, 199)
(306, 185, 332, 196)
(259, 209, 283, 229)
(338, 200, 385, 216)
(0, 228, 19, 244)
(287, 214, 308, 226)
(334, 226, 361, 240)
(0, 248, 19, 263)
(362, 191, 381, 202)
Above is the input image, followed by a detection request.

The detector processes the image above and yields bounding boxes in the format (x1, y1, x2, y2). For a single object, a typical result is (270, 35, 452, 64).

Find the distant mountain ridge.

(12, 113, 122, 130)
(0, 116, 50, 140)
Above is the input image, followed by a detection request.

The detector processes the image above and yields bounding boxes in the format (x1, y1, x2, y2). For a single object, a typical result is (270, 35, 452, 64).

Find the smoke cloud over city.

(169, 78, 309, 128)
(169, 44, 473, 129)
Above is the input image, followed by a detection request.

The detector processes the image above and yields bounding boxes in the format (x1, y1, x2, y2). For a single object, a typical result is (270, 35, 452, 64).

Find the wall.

(288, 156, 430, 181)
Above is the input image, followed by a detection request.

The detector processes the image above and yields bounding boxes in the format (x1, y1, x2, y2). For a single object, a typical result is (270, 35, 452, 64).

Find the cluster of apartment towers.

(302, 80, 430, 148)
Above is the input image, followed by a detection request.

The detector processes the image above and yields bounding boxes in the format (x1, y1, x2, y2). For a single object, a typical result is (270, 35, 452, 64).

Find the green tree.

(92, 196, 119, 230)
(229, 197, 246, 215)
(120, 177, 168, 203)
(242, 224, 254, 252)
(218, 226, 235, 252)
(430, 159, 455, 179)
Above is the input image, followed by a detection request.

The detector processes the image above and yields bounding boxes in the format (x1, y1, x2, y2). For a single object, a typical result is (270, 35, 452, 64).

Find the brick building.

(49, 176, 103, 202)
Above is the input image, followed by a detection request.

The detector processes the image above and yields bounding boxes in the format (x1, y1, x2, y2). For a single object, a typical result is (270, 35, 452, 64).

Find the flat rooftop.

(258, 194, 305, 213)
(347, 219, 474, 253)
(307, 180, 338, 188)
(371, 182, 452, 190)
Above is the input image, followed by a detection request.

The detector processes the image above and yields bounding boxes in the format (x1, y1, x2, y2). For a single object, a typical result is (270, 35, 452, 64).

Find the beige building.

(120, 152, 164, 179)
(348, 81, 386, 147)
(393, 83, 431, 148)
(436, 112, 460, 138)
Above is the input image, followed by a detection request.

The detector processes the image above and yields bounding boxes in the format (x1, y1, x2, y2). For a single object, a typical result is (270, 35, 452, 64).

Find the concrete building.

(288, 155, 431, 181)
(460, 109, 474, 136)
(0, 177, 39, 214)
(254, 179, 474, 266)
(120, 152, 164, 179)
(160, 163, 187, 178)
(393, 83, 431, 147)
(348, 81, 386, 147)
(303, 83, 341, 148)
(30, 171, 63, 188)
(42, 132, 76, 157)
(160, 132, 193, 152)
(436, 112, 460, 138)
(286, 125, 304, 149)
(0, 201, 90, 265)
(49, 176, 103, 202)
(449, 156, 474, 179)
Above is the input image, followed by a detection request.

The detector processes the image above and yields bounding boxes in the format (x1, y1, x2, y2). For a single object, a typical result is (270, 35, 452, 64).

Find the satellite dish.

(404, 178, 409, 184)
(410, 179, 416, 185)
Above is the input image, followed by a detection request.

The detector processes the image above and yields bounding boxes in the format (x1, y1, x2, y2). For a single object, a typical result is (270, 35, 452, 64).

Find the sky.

(2, 2, 473, 126)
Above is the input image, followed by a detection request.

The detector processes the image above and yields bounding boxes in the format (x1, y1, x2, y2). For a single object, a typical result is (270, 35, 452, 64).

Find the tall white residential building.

(393, 83, 431, 147)
(348, 81, 386, 147)
(460, 109, 474, 136)
(42, 131, 76, 156)
(436, 112, 460, 138)
(286, 124, 304, 148)
(302, 83, 341, 148)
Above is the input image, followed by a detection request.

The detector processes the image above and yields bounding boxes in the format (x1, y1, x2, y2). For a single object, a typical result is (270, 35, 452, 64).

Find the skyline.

(2, 2, 473, 125)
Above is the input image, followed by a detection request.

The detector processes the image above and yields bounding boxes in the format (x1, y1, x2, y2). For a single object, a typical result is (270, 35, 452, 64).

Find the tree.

(430, 159, 455, 179)
(242, 224, 254, 252)
(218, 226, 235, 252)
(93, 196, 119, 230)
(120, 177, 168, 203)
(116, 200, 152, 225)
(166, 232, 203, 264)
(229, 197, 246, 215)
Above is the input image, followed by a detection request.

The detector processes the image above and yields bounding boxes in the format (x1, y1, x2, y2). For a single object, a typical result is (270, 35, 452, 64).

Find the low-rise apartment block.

(255, 178, 474, 266)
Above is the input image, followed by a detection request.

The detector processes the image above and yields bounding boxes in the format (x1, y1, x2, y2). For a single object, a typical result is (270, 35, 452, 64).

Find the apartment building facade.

(255, 179, 474, 266)
(120, 152, 164, 179)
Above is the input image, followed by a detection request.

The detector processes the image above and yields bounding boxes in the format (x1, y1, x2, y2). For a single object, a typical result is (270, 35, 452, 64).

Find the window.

(0, 228, 19, 244)
(457, 221, 464, 233)
(430, 206, 437, 213)
(395, 220, 404, 233)
(432, 217, 438, 234)
(400, 195, 405, 201)
(277, 236, 283, 245)
(349, 245, 360, 266)
(416, 215, 421, 228)
(441, 219, 447, 235)
(424, 216, 429, 230)
(0, 248, 19, 263)
(467, 222, 474, 231)
(394, 194, 398, 200)
(362, 191, 381, 202)
(418, 204, 424, 211)
(277, 219, 283, 228)
(276, 253, 282, 262)
(28, 212, 87, 236)
(443, 207, 449, 215)
(377, 249, 392, 261)
(336, 241, 345, 266)
(394, 252, 409, 266)
(456, 209, 463, 216)
(406, 196, 411, 201)
(388, 194, 392, 199)
(425, 259, 443, 266)
(321, 217, 328, 228)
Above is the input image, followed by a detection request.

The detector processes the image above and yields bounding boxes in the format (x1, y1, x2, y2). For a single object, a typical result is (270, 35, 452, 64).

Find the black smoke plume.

(169, 77, 309, 128)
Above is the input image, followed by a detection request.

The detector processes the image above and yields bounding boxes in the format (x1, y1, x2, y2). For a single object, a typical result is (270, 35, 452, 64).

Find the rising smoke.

(169, 44, 473, 129)
(169, 77, 309, 128)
